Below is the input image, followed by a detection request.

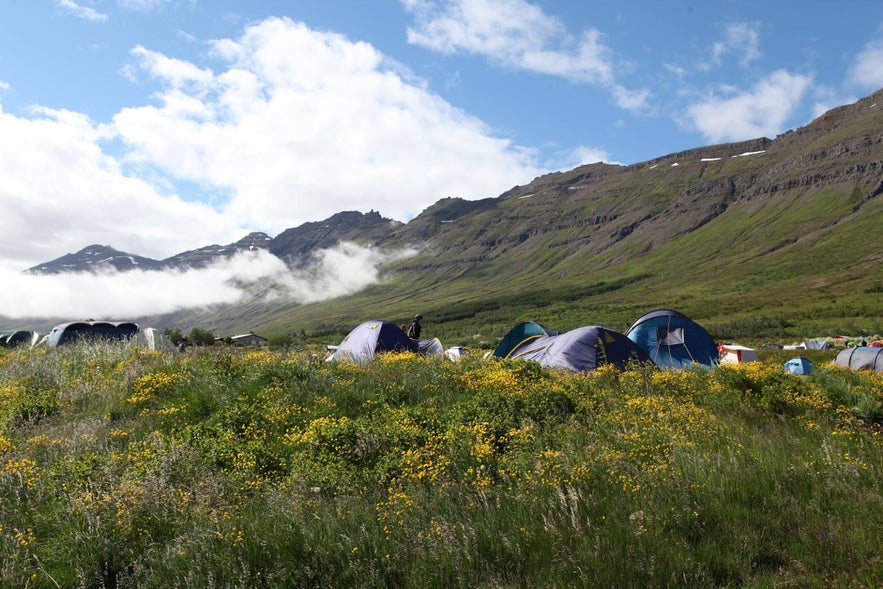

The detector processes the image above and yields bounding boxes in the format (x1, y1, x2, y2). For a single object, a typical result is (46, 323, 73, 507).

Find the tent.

(834, 347, 883, 373)
(45, 321, 139, 347)
(129, 327, 175, 351)
(801, 339, 831, 350)
(625, 309, 718, 369)
(509, 325, 651, 373)
(783, 357, 814, 375)
(327, 320, 442, 364)
(718, 344, 759, 364)
(492, 321, 558, 358)
(0, 329, 40, 348)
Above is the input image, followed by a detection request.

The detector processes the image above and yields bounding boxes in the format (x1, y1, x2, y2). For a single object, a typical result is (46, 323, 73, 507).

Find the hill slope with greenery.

(235, 89, 883, 345)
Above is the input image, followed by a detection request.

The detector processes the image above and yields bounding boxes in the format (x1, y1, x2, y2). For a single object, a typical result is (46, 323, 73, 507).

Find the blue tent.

(45, 321, 139, 347)
(509, 326, 651, 373)
(783, 357, 814, 375)
(492, 321, 558, 358)
(625, 309, 718, 369)
(327, 320, 442, 364)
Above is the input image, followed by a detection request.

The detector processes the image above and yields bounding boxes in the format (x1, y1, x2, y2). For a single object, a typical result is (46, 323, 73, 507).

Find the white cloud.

(848, 35, 883, 89)
(560, 145, 613, 169)
(712, 22, 761, 69)
(112, 17, 542, 232)
(57, 0, 108, 22)
(0, 104, 240, 270)
(0, 243, 417, 320)
(685, 71, 812, 143)
(117, 0, 177, 12)
(402, 0, 646, 110)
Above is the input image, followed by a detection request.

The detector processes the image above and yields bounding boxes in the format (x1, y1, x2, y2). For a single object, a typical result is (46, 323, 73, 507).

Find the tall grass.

(1, 343, 882, 587)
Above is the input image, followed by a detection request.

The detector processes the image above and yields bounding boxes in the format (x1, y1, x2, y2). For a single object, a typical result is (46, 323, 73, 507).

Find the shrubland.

(1, 343, 881, 588)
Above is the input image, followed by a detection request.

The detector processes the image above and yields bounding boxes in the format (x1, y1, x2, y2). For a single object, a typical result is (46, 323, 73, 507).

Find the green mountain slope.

(33, 89, 883, 345)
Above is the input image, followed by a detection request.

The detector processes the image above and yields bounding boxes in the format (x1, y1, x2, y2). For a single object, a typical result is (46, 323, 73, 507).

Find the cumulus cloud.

(57, 0, 108, 22)
(848, 34, 883, 89)
(112, 17, 542, 232)
(1, 16, 542, 272)
(402, 0, 647, 110)
(0, 105, 241, 270)
(685, 70, 812, 143)
(0, 243, 416, 320)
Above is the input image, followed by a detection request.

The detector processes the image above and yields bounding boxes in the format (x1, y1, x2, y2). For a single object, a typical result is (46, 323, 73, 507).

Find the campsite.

(1, 311, 882, 587)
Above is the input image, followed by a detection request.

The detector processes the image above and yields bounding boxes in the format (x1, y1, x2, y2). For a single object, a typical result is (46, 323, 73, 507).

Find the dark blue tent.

(625, 309, 718, 369)
(493, 321, 558, 358)
(327, 320, 442, 364)
(0, 329, 39, 348)
(783, 357, 814, 375)
(45, 321, 139, 347)
(509, 326, 651, 373)
(834, 347, 883, 373)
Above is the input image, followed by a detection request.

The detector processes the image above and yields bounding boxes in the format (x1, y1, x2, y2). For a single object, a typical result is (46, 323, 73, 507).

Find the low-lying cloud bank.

(0, 242, 416, 321)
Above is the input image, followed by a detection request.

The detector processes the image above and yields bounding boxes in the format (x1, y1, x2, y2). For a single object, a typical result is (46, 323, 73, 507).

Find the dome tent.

(783, 357, 814, 375)
(509, 325, 651, 373)
(625, 309, 718, 369)
(492, 321, 558, 358)
(327, 320, 442, 364)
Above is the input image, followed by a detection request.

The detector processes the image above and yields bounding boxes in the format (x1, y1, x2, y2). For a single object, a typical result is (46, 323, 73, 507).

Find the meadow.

(1, 343, 881, 588)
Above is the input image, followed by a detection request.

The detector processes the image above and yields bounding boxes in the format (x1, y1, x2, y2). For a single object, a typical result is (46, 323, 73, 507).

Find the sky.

(1, 0, 883, 321)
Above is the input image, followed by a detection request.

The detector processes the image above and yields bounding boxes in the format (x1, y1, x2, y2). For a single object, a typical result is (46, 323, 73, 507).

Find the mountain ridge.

(15, 87, 883, 342)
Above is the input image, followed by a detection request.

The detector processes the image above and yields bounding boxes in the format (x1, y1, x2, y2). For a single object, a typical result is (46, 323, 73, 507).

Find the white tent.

(719, 344, 759, 364)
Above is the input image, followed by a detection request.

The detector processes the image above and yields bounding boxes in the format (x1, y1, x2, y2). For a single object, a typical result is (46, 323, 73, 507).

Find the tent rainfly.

(625, 309, 718, 369)
(509, 325, 651, 373)
(327, 320, 443, 364)
(834, 347, 883, 373)
(492, 321, 558, 358)
(45, 321, 139, 347)
(783, 357, 814, 375)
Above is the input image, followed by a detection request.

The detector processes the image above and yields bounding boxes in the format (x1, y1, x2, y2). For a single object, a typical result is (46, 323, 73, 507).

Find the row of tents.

(326, 310, 883, 375)
(4, 312, 882, 375)
(0, 321, 174, 350)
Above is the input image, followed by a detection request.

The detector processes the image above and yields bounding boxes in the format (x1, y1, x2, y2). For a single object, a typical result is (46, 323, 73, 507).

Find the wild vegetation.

(2, 342, 881, 588)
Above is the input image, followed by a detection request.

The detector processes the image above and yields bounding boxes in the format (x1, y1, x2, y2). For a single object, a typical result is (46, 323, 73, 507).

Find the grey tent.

(834, 346, 883, 373)
(129, 327, 175, 351)
(45, 321, 139, 347)
(327, 320, 443, 364)
(509, 325, 652, 373)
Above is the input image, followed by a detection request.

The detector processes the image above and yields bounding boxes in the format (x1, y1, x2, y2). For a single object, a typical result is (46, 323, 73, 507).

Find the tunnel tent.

(625, 309, 718, 369)
(0, 329, 40, 348)
(45, 321, 139, 347)
(492, 321, 559, 358)
(509, 325, 651, 373)
(327, 320, 442, 364)
(834, 346, 883, 373)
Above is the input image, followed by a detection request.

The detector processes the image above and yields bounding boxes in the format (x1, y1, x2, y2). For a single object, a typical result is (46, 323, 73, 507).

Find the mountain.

(26, 244, 165, 274)
(20, 88, 883, 342)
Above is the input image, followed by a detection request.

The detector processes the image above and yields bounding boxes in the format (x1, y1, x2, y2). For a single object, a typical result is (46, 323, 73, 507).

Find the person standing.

(406, 314, 423, 339)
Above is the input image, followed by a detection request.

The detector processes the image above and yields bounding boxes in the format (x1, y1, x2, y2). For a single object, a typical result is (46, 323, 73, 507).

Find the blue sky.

(1, 0, 883, 277)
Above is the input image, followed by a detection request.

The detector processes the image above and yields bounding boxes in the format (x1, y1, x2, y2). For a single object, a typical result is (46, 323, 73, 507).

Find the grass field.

(1, 342, 882, 588)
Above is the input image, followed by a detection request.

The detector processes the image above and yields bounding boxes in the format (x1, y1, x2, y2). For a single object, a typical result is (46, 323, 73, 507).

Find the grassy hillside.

(2, 343, 882, 587)
(238, 93, 883, 346)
